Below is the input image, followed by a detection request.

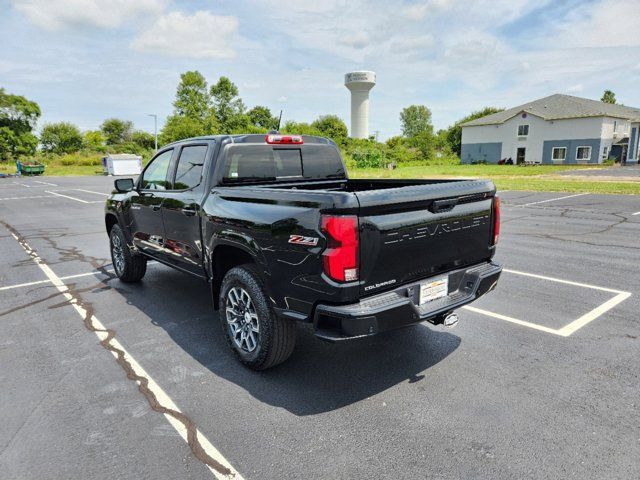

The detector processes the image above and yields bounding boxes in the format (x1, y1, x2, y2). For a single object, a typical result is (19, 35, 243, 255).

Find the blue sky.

(1, 0, 639, 139)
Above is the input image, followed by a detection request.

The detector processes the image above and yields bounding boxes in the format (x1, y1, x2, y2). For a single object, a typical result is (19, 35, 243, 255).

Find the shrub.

(352, 148, 385, 168)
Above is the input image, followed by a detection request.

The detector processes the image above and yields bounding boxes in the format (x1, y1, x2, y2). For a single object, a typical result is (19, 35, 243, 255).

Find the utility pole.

(148, 114, 158, 151)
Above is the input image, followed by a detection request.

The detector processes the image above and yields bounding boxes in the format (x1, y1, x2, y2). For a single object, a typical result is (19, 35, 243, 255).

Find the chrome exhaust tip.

(443, 312, 459, 328)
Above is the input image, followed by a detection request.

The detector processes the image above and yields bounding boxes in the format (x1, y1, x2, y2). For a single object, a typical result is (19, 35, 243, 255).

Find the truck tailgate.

(356, 180, 496, 297)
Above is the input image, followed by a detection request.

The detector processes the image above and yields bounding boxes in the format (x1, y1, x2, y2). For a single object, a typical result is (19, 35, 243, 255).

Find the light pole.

(148, 114, 158, 151)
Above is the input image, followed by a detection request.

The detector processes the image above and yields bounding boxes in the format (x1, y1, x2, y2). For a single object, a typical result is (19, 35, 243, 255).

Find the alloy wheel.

(225, 287, 260, 353)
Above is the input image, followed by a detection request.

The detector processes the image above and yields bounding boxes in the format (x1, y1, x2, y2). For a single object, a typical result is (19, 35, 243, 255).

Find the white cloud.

(401, 0, 550, 26)
(339, 33, 370, 49)
(131, 11, 239, 59)
(13, 0, 165, 30)
(277, 96, 288, 102)
(546, 0, 640, 48)
(390, 35, 434, 52)
(567, 84, 584, 93)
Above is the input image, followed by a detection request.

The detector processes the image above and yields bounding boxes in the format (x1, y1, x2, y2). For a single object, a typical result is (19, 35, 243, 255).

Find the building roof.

(462, 94, 640, 127)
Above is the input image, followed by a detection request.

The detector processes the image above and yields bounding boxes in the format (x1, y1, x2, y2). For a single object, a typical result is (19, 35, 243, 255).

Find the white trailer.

(102, 154, 142, 176)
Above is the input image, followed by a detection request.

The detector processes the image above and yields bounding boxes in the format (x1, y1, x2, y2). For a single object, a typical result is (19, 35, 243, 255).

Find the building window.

(517, 124, 529, 137)
(613, 120, 618, 132)
(551, 147, 566, 162)
(576, 146, 592, 161)
(602, 146, 608, 160)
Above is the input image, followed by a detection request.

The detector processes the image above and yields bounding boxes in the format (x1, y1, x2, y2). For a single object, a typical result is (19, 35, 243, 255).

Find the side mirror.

(114, 178, 135, 193)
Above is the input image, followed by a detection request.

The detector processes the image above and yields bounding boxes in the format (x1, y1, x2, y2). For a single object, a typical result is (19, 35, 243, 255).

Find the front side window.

(518, 124, 529, 136)
(552, 147, 566, 161)
(173, 145, 207, 190)
(141, 149, 173, 190)
(576, 146, 591, 161)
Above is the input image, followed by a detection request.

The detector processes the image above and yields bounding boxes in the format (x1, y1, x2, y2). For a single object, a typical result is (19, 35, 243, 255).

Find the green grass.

(2, 157, 637, 194)
(349, 164, 604, 178)
(1, 152, 106, 177)
(492, 179, 640, 194)
(348, 164, 640, 194)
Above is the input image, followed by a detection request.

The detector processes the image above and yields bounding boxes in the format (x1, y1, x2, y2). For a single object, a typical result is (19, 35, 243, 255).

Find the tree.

(281, 120, 322, 136)
(83, 130, 106, 151)
(400, 105, 433, 139)
(446, 107, 504, 156)
(311, 115, 348, 144)
(173, 71, 211, 120)
(101, 118, 133, 145)
(434, 129, 450, 151)
(40, 122, 83, 154)
(247, 106, 277, 130)
(131, 131, 155, 150)
(0, 88, 40, 161)
(210, 76, 245, 130)
(399, 105, 435, 158)
(601, 90, 616, 104)
(159, 115, 207, 145)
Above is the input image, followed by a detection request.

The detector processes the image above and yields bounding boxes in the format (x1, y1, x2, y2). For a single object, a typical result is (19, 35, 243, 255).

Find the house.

(460, 94, 640, 165)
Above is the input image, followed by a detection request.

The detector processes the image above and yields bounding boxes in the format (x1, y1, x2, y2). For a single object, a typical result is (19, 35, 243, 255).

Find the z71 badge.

(288, 235, 319, 246)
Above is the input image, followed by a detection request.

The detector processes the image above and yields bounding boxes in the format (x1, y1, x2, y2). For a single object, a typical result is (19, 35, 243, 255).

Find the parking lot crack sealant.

(0, 220, 240, 479)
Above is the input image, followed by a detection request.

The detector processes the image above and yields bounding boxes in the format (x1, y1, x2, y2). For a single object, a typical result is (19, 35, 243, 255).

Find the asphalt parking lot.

(1, 176, 639, 479)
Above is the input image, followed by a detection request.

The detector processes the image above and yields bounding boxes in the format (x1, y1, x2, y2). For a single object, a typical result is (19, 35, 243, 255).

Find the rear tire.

(110, 224, 147, 283)
(219, 264, 296, 370)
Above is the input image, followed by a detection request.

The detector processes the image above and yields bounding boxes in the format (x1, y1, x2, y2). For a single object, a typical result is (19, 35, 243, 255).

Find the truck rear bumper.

(313, 261, 501, 342)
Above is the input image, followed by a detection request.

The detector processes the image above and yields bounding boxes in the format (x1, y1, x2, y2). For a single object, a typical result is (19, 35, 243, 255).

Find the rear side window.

(141, 149, 173, 190)
(222, 145, 345, 183)
(300, 145, 345, 179)
(174, 145, 207, 190)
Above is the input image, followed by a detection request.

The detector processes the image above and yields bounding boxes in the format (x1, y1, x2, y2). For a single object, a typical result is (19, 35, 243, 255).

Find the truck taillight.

(321, 215, 359, 282)
(493, 196, 500, 245)
(265, 134, 303, 144)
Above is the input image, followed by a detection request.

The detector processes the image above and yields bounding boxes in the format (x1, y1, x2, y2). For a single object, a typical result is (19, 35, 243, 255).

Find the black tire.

(219, 264, 296, 370)
(109, 224, 147, 283)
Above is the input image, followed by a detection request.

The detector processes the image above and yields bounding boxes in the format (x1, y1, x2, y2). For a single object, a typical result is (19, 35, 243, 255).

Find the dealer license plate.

(419, 277, 449, 304)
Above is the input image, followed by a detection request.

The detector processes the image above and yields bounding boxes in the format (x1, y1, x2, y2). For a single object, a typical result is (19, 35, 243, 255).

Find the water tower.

(345, 71, 376, 139)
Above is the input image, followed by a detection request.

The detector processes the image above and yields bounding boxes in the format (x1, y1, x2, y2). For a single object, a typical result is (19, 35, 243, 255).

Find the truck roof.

(163, 134, 337, 148)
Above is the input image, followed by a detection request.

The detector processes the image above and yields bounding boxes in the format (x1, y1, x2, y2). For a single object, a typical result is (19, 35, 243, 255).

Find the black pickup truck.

(105, 134, 501, 369)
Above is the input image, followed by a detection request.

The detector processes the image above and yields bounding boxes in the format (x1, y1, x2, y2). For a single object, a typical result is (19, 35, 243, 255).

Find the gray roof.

(462, 94, 640, 126)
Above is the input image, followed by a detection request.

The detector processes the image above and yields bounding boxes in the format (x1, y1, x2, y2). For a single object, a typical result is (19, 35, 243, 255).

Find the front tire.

(110, 224, 147, 283)
(219, 265, 296, 370)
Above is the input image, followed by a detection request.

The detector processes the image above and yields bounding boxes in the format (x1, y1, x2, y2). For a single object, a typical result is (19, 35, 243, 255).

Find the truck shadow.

(117, 266, 461, 416)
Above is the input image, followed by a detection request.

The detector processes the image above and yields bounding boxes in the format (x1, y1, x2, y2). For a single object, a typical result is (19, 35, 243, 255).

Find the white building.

(461, 94, 640, 165)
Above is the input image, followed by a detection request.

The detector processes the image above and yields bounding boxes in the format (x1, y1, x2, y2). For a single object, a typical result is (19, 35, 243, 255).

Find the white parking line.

(5, 230, 242, 480)
(632, 211, 640, 216)
(0, 262, 159, 292)
(502, 268, 621, 293)
(75, 188, 109, 196)
(519, 193, 588, 207)
(556, 292, 631, 336)
(462, 306, 560, 335)
(34, 180, 58, 186)
(0, 195, 54, 201)
(0, 271, 110, 291)
(465, 269, 631, 336)
(45, 190, 102, 204)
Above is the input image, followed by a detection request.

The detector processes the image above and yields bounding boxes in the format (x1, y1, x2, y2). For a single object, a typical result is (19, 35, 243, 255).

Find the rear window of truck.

(222, 145, 345, 183)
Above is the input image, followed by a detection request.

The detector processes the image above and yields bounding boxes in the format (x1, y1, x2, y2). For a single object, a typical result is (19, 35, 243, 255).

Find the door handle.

(181, 207, 197, 216)
(429, 198, 458, 213)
